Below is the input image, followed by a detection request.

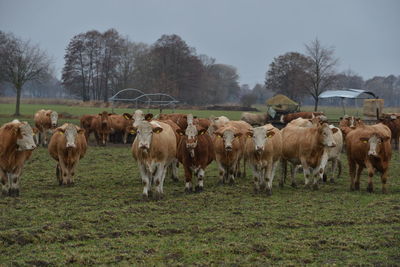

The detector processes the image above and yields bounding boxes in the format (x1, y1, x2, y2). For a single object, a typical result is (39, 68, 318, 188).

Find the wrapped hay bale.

(363, 99, 384, 119)
(266, 94, 299, 113)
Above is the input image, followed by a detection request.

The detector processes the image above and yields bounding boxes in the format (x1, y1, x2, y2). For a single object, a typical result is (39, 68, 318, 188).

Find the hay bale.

(363, 99, 384, 118)
(266, 94, 299, 112)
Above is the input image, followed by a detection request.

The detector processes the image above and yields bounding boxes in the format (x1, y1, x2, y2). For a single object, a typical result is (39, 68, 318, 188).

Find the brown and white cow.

(48, 123, 87, 185)
(176, 119, 215, 192)
(241, 112, 269, 126)
(80, 114, 96, 142)
(109, 113, 134, 144)
(244, 124, 282, 195)
(0, 120, 36, 196)
(132, 120, 177, 200)
(34, 109, 58, 146)
(213, 125, 244, 184)
(346, 123, 392, 193)
(281, 122, 337, 189)
(280, 111, 324, 124)
(91, 111, 112, 146)
(379, 113, 400, 151)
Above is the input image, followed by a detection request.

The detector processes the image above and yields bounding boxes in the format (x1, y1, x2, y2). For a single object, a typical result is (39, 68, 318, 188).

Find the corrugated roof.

(319, 89, 376, 99)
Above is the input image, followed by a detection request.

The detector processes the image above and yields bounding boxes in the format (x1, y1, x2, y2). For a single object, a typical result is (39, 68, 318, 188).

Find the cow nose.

(368, 151, 377, 156)
(30, 145, 37, 150)
(225, 146, 232, 151)
(140, 144, 148, 150)
(329, 143, 336, 148)
(67, 143, 76, 148)
(255, 146, 263, 152)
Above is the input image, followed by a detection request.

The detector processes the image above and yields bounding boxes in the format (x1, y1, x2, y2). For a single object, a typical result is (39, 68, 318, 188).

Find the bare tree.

(0, 31, 51, 115)
(305, 38, 338, 111)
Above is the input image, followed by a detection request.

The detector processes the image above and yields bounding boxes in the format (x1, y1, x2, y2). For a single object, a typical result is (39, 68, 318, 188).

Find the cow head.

(318, 123, 337, 148)
(14, 122, 37, 151)
(177, 124, 207, 158)
(46, 111, 58, 128)
(246, 127, 275, 153)
(340, 115, 362, 129)
(57, 124, 84, 148)
(360, 133, 390, 157)
(136, 121, 163, 151)
(98, 111, 111, 129)
(215, 128, 242, 152)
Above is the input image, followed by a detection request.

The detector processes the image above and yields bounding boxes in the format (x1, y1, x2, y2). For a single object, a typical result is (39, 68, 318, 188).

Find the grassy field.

(0, 103, 400, 265)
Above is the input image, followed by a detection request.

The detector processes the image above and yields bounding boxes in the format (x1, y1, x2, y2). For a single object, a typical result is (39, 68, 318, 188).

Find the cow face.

(340, 116, 362, 129)
(46, 111, 58, 127)
(98, 111, 111, 129)
(178, 124, 207, 157)
(247, 127, 275, 153)
(16, 123, 37, 151)
(59, 124, 82, 148)
(318, 123, 337, 148)
(360, 134, 390, 157)
(215, 129, 242, 152)
(136, 121, 163, 151)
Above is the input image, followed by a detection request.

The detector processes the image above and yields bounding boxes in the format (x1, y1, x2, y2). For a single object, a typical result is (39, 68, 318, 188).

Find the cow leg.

(195, 168, 205, 192)
(184, 165, 193, 193)
(138, 163, 151, 199)
(170, 159, 179, 182)
(280, 160, 287, 188)
(330, 158, 338, 183)
(217, 162, 225, 184)
(58, 158, 69, 186)
(348, 159, 356, 191)
(251, 164, 261, 193)
(381, 168, 389, 194)
(365, 160, 374, 193)
(56, 163, 62, 185)
(318, 151, 329, 183)
(9, 168, 23, 197)
(355, 164, 364, 191)
(0, 169, 9, 196)
(69, 161, 78, 185)
(153, 163, 165, 200)
(290, 163, 297, 188)
(267, 160, 279, 196)
(123, 131, 128, 144)
(300, 160, 313, 189)
(242, 157, 247, 178)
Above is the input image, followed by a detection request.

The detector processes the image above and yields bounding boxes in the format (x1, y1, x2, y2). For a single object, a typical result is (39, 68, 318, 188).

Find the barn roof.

(319, 89, 377, 99)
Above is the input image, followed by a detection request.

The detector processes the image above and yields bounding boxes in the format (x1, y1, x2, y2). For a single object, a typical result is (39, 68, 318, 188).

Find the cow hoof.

(329, 179, 335, 184)
(153, 192, 163, 200)
(229, 179, 235, 185)
(266, 188, 272, 196)
(367, 184, 374, 193)
(382, 188, 388, 194)
(259, 183, 266, 191)
(291, 182, 297, 188)
(171, 176, 179, 183)
(9, 188, 19, 197)
(253, 186, 260, 194)
(312, 183, 319, 191)
(195, 185, 203, 193)
(142, 194, 149, 201)
(322, 174, 327, 183)
(185, 187, 193, 194)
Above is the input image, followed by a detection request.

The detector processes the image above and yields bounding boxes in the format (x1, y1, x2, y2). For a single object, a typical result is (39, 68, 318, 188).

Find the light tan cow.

(245, 124, 282, 195)
(48, 123, 87, 185)
(281, 123, 338, 189)
(109, 113, 133, 144)
(132, 120, 177, 200)
(0, 120, 36, 196)
(34, 109, 58, 146)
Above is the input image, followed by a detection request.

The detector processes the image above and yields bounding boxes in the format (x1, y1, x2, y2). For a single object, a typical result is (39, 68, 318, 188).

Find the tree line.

(1, 29, 400, 115)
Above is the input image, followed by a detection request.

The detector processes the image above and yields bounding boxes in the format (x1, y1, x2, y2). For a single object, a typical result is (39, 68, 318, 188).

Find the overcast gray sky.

(1, 0, 399, 87)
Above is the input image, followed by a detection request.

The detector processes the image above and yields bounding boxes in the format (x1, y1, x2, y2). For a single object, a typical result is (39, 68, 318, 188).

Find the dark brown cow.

(280, 112, 324, 124)
(0, 120, 36, 196)
(346, 123, 392, 193)
(48, 123, 87, 185)
(176, 121, 214, 192)
(379, 113, 400, 151)
(91, 111, 112, 146)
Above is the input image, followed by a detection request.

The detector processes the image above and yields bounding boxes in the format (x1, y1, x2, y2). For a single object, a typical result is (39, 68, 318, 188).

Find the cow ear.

(359, 137, 368, 143)
(198, 128, 207, 135)
(128, 127, 137, 135)
(98, 113, 102, 116)
(123, 113, 132, 120)
(145, 113, 153, 121)
(266, 131, 275, 138)
(176, 128, 184, 136)
(246, 131, 253, 138)
(108, 113, 113, 116)
(382, 136, 390, 142)
(331, 127, 338, 134)
(153, 127, 163, 134)
(78, 128, 85, 134)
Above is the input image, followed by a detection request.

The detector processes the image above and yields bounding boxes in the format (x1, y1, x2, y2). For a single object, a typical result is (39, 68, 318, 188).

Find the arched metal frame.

(109, 88, 179, 112)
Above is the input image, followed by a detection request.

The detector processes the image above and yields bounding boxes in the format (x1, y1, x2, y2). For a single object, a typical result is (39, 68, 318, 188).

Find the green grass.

(0, 103, 400, 265)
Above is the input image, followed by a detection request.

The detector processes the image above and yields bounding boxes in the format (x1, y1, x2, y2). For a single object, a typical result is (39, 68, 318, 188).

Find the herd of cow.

(0, 108, 399, 199)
